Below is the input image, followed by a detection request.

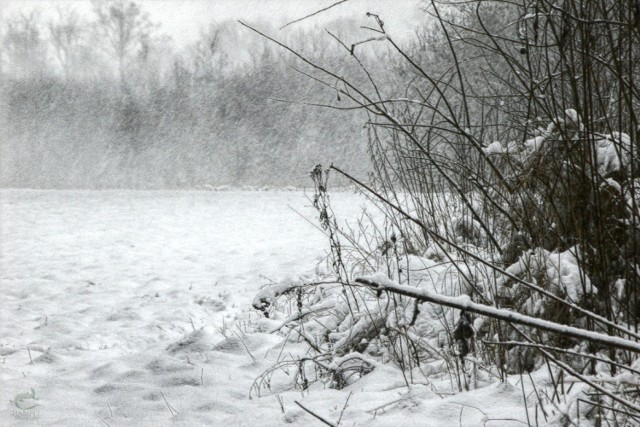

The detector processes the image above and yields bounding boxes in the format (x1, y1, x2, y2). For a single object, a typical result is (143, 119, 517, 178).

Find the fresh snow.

(501, 246, 597, 304)
(594, 132, 632, 177)
(1, 189, 544, 426)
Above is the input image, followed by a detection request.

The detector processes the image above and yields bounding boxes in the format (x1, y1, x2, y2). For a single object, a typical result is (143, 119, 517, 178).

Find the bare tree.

(191, 23, 224, 83)
(2, 10, 48, 79)
(92, 0, 154, 89)
(48, 6, 83, 81)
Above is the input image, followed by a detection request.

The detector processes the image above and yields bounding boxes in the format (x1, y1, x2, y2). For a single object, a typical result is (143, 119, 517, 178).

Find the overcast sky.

(2, 0, 423, 47)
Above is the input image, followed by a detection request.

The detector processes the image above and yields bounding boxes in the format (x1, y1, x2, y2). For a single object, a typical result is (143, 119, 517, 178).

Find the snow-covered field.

(0, 190, 531, 426)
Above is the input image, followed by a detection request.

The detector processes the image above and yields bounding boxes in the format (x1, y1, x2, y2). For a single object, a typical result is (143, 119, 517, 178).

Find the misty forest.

(2, 0, 640, 426)
(1, 1, 374, 189)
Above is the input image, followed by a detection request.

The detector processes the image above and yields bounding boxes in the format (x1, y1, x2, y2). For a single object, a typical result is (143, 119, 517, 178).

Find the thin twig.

(295, 400, 337, 427)
(160, 391, 177, 417)
(337, 391, 353, 426)
(275, 394, 285, 414)
(280, 0, 349, 30)
(232, 329, 257, 363)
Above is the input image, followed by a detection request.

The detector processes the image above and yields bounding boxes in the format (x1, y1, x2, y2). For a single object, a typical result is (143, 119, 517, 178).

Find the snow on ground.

(0, 190, 531, 426)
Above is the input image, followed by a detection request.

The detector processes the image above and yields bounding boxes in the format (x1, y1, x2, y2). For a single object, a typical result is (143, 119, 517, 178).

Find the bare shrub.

(248, 0, 640, 422)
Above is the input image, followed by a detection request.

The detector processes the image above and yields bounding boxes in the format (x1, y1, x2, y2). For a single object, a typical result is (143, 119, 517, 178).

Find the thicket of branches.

(251, 1, 640, 424)
(0, 2, 373, 188)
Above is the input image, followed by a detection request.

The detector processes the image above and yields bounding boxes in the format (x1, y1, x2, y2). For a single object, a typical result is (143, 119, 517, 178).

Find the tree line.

(0, 0, 385, 189)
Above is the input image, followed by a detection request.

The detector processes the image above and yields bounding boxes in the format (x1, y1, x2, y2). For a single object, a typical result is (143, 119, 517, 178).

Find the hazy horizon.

(2, 0, 423, 48)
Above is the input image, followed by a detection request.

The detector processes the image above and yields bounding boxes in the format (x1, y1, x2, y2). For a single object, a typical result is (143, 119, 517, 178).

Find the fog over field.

(0, 0, 421, 189)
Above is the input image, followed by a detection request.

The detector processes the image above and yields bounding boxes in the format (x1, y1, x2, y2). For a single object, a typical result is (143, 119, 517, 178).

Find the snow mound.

(33, 350, 61, 364)
(211, 332, 281, 356)
(594, 132, 632, 176)
(167, 326, 219, 353)
(502, 246, 596, 303)
(145, 357, 193, 375)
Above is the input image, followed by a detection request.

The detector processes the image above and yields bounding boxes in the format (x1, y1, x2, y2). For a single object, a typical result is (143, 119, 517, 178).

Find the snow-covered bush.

(249, 0, 640, 422)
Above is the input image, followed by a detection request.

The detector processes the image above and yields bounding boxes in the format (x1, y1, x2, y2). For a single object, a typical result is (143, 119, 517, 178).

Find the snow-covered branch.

(355, 273, 640, 354)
